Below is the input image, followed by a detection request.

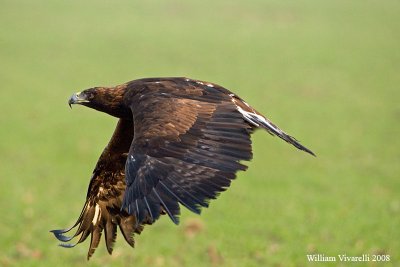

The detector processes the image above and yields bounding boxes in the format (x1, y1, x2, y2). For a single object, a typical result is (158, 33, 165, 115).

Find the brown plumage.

(51, 77, 314, 259)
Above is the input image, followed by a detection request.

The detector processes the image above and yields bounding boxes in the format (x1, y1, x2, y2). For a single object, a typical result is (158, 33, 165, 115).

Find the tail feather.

(118, 216, 141, 247)
(51, 201, 144, 259)
(87, 226, 103, 260)
(104, 218, 118, 254)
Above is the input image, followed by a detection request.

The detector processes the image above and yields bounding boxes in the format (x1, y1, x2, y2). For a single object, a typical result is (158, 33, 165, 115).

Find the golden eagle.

(51, 77, 314, 259)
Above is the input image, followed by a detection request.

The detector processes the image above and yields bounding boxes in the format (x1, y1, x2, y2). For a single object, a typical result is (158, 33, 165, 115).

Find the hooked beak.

(68, 92, 89, 108)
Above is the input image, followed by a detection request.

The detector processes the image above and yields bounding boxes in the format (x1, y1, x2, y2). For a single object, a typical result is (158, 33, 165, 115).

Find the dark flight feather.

(54, 77, 314, 258)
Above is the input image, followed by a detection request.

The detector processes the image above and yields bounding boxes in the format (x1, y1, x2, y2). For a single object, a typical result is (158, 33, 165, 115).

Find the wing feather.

(122, 86, 254, 225)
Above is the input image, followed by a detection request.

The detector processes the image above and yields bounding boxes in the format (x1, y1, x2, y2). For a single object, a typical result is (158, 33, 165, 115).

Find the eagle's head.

(68, 85, 131, 118)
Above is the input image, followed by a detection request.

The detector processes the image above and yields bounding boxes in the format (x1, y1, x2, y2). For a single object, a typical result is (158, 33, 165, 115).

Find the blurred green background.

(0, 0, 399, 266)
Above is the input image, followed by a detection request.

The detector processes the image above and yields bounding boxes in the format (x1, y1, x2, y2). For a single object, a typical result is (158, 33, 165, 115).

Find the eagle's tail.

(51, 201, 143, 259)
(230, 95, 315, 156)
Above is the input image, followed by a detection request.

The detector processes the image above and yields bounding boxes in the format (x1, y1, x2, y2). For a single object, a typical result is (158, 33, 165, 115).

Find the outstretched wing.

(51, 119, 146, 259)
(122, 80, 255, 225)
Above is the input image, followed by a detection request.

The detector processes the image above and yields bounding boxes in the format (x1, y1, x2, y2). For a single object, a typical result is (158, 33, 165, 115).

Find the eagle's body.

(52, 77, 314, 259)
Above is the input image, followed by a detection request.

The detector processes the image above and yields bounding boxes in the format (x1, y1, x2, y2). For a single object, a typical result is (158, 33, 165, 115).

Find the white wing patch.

(235, 105, 260, 127)
(229, 95, 315, 156)
(231, 97, 284, 136)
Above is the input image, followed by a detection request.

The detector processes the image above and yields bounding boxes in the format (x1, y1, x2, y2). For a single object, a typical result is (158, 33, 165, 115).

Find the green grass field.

(1, 0, 399, 266)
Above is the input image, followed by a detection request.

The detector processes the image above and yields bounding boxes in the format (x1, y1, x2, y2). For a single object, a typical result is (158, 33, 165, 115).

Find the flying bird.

(51, 77, 314, 259)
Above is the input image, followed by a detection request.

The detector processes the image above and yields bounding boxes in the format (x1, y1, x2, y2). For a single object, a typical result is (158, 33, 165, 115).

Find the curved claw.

(59, 242, 78, 248)
(51, 230, 76, 242)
